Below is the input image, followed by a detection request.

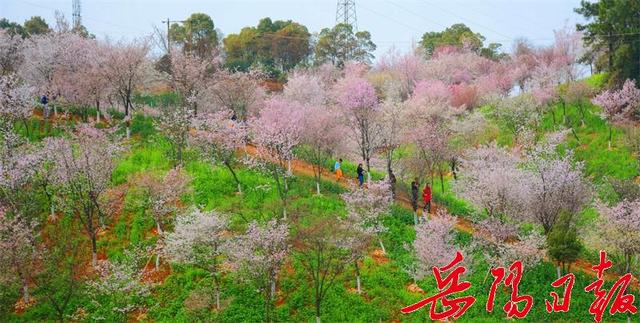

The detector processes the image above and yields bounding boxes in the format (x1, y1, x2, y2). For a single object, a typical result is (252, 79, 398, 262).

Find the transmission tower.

(72, 0, 81, 29)
(336, 0, 357, 31)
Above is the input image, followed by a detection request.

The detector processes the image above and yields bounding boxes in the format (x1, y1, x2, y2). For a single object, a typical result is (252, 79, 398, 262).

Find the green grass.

(539, 103, 639, 182)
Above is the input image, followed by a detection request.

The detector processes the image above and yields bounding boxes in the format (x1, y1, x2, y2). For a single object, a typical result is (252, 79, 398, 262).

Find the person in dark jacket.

(411, 180, 419, 214)
(357, 163, 365, 187)
(40, 93, 49, 119)
(423, 183, 432, 214)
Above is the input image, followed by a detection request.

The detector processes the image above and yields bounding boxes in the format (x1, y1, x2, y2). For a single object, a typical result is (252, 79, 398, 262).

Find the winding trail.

(247, 144, 640, 288)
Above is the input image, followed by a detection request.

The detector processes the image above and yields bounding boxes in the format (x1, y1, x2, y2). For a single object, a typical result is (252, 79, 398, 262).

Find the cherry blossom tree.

(378, 100, 406, 185)
(19, 32, 68, 94)
(475, 218, 545, 269)
(592, 79, 640, 148)
(0, 210, 39, 304)
(521, 141, 591, 234)
(208, 69, 265, 121)
(492, 94, 540, 139)
(561, 81, 593, 126)
(295, 219, 359, 323)
(0, 30, 23, 75)
(0, 132, 43, 221)
(249, 98, 305, 219)
(137, 167, 189, 235)
(191, 110, 247, 193)
(596, 199, 640, 273)
(412, 210, 465, 279)
(85, 248, 151, 321)
(226, 220, 289, 322)
(157, 104, 193, 166)
(405, 121, 452, 192)
(333, 75, 381, 176)
(102, 39, 151, 136)
(342, 180, 393, 254)
(46, 125, 121, 266)
(163, 209, 229, 310)
(0, 73, 34, 132)
(168, 50, 217, 115)
(54, 37, 110, 122)
(283, 72, 327, 106)
(375, 49, 425, 100)
(455, 144, 528, 218)
(298, 105, 343, 195)
(342, 211, 374, 294)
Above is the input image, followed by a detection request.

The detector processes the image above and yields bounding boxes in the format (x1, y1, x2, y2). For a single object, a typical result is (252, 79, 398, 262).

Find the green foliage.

(576, 0, 640, 84)
(539, 102, 639, 182)
(23, 16, 50, 36)
(314, 23, 376, 67)
(547, 212, 582, 267)
(132, 92, 181, 108)
(420, 23, 506, 60)
(169, 13, 219, 58)
(584, 72, 609, 90)
(223, 17, 311, 74)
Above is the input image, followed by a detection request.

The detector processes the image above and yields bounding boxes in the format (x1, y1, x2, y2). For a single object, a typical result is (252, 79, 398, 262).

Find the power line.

(358, 2, 424, 34)
(14, 0, 149, 34)
(419, 0, 515, 41)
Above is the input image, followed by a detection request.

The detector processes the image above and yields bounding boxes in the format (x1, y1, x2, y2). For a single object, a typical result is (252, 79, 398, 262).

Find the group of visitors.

(334, 158, 432, 215)
(334, 159, 367, 187)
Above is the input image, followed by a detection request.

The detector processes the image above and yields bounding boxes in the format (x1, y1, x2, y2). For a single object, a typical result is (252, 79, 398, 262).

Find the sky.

(1, 0, 586, 58)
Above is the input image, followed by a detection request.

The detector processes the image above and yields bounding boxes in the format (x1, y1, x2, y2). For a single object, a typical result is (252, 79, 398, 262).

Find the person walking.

(335, 159, 343, 181)
(422, 183, 432, 215)
(357, 163, 365, 187)
(40, 93, 49, 119)
(411, 180, 419, 224)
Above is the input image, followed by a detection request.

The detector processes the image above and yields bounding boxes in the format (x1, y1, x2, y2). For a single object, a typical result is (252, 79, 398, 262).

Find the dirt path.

(246, 145, 638, 287)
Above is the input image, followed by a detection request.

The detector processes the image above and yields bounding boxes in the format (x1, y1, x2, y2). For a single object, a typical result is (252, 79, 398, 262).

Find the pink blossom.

(226, 219, 289, 313)
(592, 79, 640, 122)
(0, 211, 39, 303)
(342, 180, 393, 252)
(283, 72, 326, 106)
(411, 210, 467, 279)
(0, 74, 34, 122)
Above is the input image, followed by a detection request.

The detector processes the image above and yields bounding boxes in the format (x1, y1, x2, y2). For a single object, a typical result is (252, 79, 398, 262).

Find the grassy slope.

(8, 84, 640, 321)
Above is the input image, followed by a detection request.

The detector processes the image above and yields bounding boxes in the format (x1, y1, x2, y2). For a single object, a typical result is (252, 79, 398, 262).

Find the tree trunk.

(91, 234, 98, 268)
(355, 261, 362, 295)
(156, 221, 163, 235)
(440, 172, 445, 193)
(413, 211, 418, 226)
(378, 238, 386, 254)
(224, 161, 242, 194)
(556, 265, 562, 279)
(50, 201, 55, 219)
(22, 278, 30, 303)
(155, 254, 160, 271)
(215, 286, 221, 310)
(609, 126, 613, 150)
(316, 182, 321, 195)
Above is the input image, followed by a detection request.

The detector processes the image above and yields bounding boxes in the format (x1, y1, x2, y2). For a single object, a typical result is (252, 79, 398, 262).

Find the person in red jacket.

(422, 183, 432, 214)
